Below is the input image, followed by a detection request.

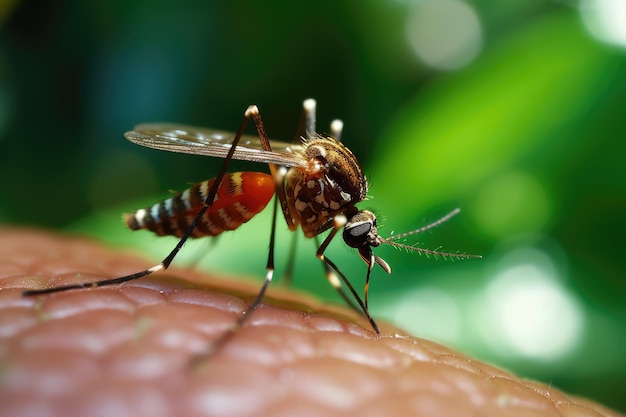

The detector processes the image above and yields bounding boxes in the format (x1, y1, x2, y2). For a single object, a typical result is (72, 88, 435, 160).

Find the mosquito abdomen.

(124, 172, 274, 238)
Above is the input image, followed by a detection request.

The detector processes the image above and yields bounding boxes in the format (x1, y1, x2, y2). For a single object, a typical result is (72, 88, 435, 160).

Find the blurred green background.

(1, 0, 625, 412)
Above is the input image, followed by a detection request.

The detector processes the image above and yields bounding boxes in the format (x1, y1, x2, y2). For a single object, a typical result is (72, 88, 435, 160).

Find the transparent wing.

(124, 123, 308, 168)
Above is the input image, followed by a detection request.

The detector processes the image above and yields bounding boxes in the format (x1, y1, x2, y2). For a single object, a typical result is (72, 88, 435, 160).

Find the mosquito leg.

(23, 105, 260, 297)
(195, 192, 280, 359)
(221, 149, 281, 326)
(282, 230, 364, 313)
(244, 106, 297, 233)
(323, 262, 364, 316)
(310, 235, 362, 314)
(315, 217, 381, 334)
(317, 254, 381, 334)
(330, 119, 343, 142)
(191, 105, 290, 346)
(364, 255, 375, 311)
(303, 98, 316, 140)
(193, 105, 298, 360)
(282, 229, 299, 287)
(298, 98, 343, 141)
(293, 98, 317, 140)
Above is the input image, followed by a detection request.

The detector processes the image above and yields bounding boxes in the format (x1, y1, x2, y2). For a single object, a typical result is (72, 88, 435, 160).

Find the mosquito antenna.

(385, 208, 461, 242)
(380, 208, 481, 260)
(381, 239, 482, 260)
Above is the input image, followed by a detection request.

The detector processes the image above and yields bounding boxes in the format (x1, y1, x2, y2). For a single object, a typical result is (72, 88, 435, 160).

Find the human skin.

(0, 228, 622, 417)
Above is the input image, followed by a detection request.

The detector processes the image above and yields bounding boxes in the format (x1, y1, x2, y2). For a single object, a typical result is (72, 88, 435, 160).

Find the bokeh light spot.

(470, 171, 551, 239)
(475, 247, 583, 361)
(580, 0, 626, 49)
(384, 287, 461, 344)
(405, 0, 483, 70)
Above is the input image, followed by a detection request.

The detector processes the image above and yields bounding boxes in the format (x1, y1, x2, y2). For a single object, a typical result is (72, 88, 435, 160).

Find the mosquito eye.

(343, 221, 371, 248)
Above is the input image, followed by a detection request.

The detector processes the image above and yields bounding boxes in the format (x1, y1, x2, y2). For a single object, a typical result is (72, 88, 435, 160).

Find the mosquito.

(24, 99, 480, 345)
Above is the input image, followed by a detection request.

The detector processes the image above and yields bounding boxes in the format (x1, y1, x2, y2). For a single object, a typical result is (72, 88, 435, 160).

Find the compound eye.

(343, 220, 372, 248)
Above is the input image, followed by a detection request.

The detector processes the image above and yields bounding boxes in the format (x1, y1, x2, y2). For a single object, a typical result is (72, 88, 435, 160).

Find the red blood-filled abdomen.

(124, 172, 274, 238)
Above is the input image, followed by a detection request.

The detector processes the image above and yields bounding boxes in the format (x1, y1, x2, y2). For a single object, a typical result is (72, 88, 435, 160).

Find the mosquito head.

(343, 208, 482, 274)
(343, 210, 391, 274)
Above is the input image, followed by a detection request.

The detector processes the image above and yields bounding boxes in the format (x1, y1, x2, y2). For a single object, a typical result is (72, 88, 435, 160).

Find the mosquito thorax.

(286, 136, 368, 238)
(303, 137, 367, 201)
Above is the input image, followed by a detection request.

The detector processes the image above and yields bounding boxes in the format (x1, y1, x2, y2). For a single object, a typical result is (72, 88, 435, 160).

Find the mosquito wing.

(124, 123, 308, 168)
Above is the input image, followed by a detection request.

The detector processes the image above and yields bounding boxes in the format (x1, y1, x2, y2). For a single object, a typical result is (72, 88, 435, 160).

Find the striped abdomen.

(124, 172, 274, 238)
